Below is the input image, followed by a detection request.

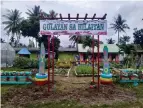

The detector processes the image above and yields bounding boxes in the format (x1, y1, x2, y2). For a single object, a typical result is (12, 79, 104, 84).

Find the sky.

(1, 0, 143, 47)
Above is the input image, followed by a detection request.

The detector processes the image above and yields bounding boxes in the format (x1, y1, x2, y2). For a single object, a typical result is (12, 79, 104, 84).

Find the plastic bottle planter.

(35, 43, 48, 86)
(0, 72, 32, 85)
(100, 46, 113, 85)
(120, 73, 143, 83)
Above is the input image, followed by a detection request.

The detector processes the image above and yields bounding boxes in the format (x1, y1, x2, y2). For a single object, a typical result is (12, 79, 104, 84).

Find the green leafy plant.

(76, 65, 96, 75)
(110, 62, 122, 68)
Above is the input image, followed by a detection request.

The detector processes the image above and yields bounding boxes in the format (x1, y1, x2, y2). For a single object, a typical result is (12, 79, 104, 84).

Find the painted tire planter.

(35, 73, 48, 86)
(35, 81, 47, 85)
(100, 73, 112, 78)
(100, 77, 112, 82)
(100, 73, 113, 85)
(100, 80, 113, 84)
(36, 73, 48, 79)
(35, 77, 48, 81)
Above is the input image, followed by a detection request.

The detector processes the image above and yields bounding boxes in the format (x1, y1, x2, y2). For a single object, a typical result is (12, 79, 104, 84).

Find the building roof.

(1, 43, 15, 51)
(58, 47, 77, 52)
(78, 44, 119, 53)
(14, 48, 39, 52)
(136, 50, 143, 53)
(14, 47, 77, 52)
(18, 48, 31, 55)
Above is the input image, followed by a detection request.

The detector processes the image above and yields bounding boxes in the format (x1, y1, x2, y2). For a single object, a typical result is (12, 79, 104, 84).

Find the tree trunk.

(118, 31, 119, 45)
(17, 35, 20, 47)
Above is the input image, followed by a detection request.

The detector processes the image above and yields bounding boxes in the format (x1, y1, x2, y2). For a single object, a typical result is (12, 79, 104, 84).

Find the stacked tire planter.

(100, 73, 113, 84)
(35, 73, 48, 85)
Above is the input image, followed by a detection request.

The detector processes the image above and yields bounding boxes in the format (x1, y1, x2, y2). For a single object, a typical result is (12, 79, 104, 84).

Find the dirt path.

(2, 75, 137, 108)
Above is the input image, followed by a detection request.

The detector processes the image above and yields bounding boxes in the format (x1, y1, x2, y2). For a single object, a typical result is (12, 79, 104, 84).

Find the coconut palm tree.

(118, 44, 135, 68)
(25, 5, 43, 47)
(69, 35, 84, 47)
(118, 44, 135, 55)
(120, 35, 130, 44)
(48, 10, 58, 19)
(106, 38, 115, 44)
(26, 5, 42, 18)
(69, 35, 103, 48)
(110, 14, 130, 44)
(2, 9, 23, 46)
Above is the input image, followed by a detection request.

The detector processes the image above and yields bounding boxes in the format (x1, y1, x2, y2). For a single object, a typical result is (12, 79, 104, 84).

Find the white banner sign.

(40, 20, 107, 35)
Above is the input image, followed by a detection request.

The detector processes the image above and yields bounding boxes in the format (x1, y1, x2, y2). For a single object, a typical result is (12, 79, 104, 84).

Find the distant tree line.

(2, 6, 143, 61)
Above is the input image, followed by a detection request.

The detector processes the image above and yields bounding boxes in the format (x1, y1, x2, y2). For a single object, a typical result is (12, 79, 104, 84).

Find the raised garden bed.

(75, 65, 98, 77)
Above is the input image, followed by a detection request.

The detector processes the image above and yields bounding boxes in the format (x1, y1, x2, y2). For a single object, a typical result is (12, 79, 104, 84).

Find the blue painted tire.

(36, 73, 48, 79)
(100, 73, 112, 78)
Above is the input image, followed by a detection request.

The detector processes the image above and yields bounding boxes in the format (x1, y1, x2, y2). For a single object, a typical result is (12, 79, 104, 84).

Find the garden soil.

(2, 76, 137, 108)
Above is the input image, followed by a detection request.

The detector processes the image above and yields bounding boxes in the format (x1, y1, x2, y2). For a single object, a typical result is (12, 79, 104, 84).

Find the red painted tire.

(35, 81, 47, 85)
(100, 81, 113, 85)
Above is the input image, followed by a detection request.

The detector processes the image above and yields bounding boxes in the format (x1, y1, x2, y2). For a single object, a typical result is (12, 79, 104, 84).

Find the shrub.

(30, 59, 38, 68)
(110, 62, 122, 69)
(13, 57, 31, 69)
(56, 60, 71, 68)
(13, 57, 55, 69)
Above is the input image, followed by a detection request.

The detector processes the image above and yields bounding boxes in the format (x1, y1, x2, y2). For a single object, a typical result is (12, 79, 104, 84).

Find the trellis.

(40, 13, 107, 92)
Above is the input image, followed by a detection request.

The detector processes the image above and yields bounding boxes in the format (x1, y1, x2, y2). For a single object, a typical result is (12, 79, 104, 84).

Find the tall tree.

(26, 5, 42, 17)
(20, 5, 58, 48)
(50, 36, 60, 59)
(39, 35, 60, 59)
(69, 35, 84, 47)
(133, 28, 143, 49)
(2, 9, 23, 46)
(120, 35, 130, 44)
(82, 36, 103, 53)
(118, 44, 135, 55)
(82, 36, 97, 49)
(21, 5, 42, 47)
(118, 44, 135, 68)
(9, 36, 15, 46)
(69, 35, 103, 47)
(81, 36, 103, 59)
(110, 14, 130, 44)
(48, 10, 58, 18)
(106, 38, 115, 44)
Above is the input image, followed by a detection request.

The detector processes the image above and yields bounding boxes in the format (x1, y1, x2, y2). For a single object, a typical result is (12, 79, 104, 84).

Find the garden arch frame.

(40, 13, 107, 92)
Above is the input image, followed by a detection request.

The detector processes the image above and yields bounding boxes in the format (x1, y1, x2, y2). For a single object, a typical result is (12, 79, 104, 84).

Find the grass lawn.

(30, 53, 37, 60)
